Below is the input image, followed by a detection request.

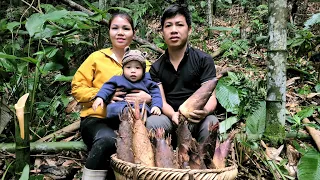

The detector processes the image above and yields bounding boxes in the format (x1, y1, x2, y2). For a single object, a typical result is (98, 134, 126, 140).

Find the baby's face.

(123, 61, 144, 82)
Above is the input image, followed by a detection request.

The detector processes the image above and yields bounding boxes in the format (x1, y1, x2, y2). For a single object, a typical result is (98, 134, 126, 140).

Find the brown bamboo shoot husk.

(303, 118, 320, 151)
(14, 93, 29, 139)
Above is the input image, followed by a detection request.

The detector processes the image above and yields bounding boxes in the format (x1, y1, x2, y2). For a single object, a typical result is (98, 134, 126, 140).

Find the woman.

(71, 12, 151, 180)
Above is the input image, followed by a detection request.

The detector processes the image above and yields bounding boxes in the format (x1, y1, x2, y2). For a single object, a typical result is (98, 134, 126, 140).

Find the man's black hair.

(160, 4, 192, 29)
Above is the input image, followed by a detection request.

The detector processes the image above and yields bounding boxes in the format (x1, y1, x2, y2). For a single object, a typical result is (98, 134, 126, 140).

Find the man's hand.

(188, 109, 209, 123)
(171, 111, 180, 125)
(111, 88, 126, 103)
(92, 97, 104, 111)
(151, 106, 161, 115)
(125, 90, 152, 104)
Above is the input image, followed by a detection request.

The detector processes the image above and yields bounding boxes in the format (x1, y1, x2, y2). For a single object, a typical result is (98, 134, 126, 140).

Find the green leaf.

(34, 25, 60, 39)
(25, 13, 45, 37)
(43, 10, 69, 21)
(53, 74, 73, 82)
(19, 57, 38, 64)
(40, 4, 56, 13)
(246, 101, 266, 140)
(200, 1, 206, 8)
(7, 22, 20, 33)
(219, 116, 239, 133)
(0, 58, 17, 71)
(89, 13, 103, 22)
(304, 13, 320, 29)
(69, 11, 89, 17)
(216, 79, 240, 114)
(297, 150, 320, 180)
(255, 35, 268, 42)
(84, 0, 104, 14)
(289, 38, 305, 48)
(304, 123, 320, 130)
(42, 62, 63, 73)
(315, 83, 320, 93)
(29, 175, 44, 180)
(19, 164, 29, 180)
(297, 107, 314, 119)
(0, 52, 18, 59)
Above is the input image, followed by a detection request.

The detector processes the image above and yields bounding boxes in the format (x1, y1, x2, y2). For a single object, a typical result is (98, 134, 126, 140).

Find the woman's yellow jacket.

(71, 48, 151, 118)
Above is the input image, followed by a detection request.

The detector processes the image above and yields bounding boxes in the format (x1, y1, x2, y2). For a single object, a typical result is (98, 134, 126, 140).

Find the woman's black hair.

(108, 12, 135, 33)
(160, 4, 191, 30)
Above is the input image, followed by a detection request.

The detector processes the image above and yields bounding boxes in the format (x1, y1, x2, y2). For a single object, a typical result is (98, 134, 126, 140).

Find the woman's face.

(109, 16, 134, 49)
(123, 61, 143, 82)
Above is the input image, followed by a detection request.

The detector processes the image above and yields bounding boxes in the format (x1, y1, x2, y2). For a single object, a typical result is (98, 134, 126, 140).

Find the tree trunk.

(265, 0, 287, 145)
(207, 0, 214, 38)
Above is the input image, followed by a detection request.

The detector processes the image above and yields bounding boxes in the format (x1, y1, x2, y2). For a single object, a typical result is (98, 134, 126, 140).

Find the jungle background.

(0, 0, 320, 179)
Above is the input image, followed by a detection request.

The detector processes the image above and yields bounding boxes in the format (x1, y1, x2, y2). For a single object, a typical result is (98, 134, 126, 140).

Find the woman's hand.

(188, 109, 209, 123)
(92, 97, 104, 111)
(151, 106, 161, 115)
(111, 88, 126, 103)
(125, 90, 152, 104)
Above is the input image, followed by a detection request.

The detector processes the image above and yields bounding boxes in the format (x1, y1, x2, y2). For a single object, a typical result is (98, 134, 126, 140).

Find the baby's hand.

(151, 106, 161, 115)
(92, 97, 104, 111)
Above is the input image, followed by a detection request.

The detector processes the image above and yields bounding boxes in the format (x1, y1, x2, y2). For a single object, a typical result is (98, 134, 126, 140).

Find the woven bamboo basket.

(110, 154, 238, 180)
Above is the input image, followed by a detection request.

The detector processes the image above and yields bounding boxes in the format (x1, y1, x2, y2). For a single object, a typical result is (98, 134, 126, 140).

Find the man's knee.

(205, 115, 219, 124)
(197, 115, 219, 143)
(146, 114, 173, 132)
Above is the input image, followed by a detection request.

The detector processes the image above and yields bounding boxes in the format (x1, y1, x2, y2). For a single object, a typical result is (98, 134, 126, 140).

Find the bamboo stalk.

(14, 93, 30, 175)
(0, 141, 86, 153)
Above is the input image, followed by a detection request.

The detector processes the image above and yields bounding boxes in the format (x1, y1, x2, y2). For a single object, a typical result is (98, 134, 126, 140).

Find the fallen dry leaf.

(261, 140, 284, 162)
(286, 77, 300, 87)
(307, 93, 320, 98)
(62, 160, 75, 167)
(286, 144, 299, 165)
(45, 158, 57, 166)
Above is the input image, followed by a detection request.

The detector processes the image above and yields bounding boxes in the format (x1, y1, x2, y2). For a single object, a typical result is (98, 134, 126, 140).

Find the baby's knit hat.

(122, 46, 147, 70)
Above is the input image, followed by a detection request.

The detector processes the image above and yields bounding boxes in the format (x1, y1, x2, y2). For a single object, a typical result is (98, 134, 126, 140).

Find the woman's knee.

(94, 129, 116, 145)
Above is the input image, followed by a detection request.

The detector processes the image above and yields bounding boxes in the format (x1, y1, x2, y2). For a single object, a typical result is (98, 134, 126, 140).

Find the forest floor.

(1, 2, 320, 180)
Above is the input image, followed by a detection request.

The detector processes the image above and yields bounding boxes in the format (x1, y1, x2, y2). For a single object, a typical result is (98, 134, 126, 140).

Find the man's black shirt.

(150, 46, 216, 111)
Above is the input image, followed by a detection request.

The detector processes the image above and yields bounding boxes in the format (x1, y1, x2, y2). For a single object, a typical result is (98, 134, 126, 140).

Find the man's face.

(162, 14, 191, 49)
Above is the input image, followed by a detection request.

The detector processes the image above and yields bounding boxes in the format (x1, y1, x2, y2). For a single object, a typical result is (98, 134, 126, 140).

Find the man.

(146, 4, 218, 143)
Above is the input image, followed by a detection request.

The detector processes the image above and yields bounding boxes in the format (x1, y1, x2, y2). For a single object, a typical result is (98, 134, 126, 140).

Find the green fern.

(217, 71, 266, 118)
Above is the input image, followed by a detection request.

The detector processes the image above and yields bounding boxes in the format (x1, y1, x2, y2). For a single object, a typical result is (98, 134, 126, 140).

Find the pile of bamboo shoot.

(116, 100, 237, 170)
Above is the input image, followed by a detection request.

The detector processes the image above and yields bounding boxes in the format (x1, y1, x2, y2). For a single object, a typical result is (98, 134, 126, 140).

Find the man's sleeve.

(149, 64, 161, 83)
(200, 54, 216, 83)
